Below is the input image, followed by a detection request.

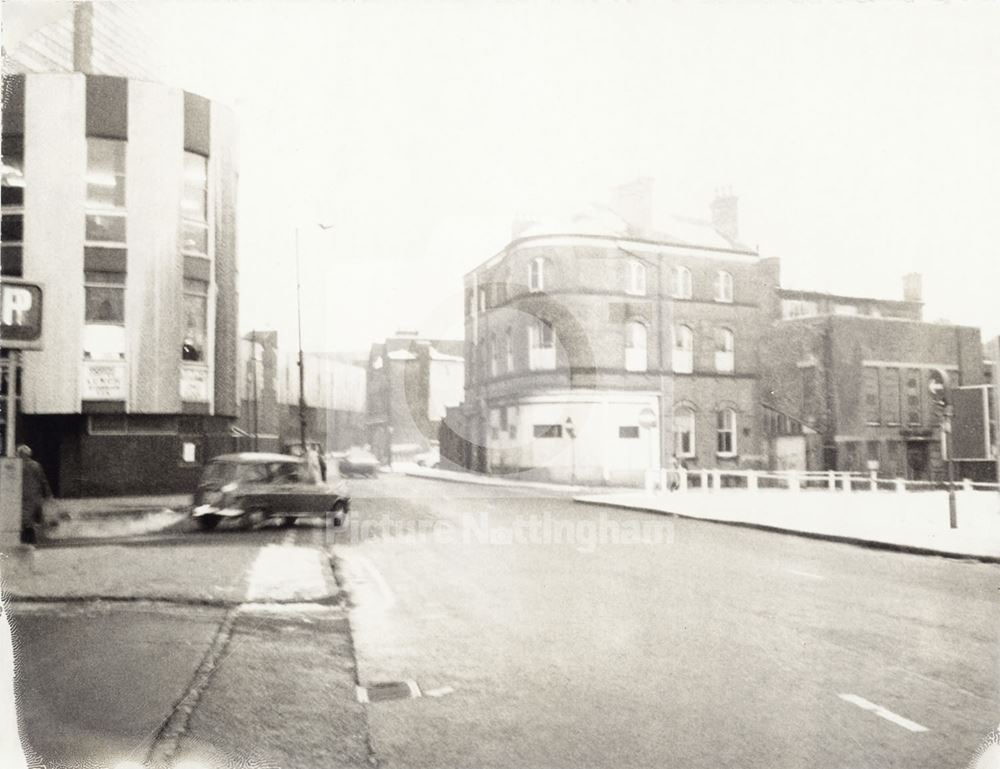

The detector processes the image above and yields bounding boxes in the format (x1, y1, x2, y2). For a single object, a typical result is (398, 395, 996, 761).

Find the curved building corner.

(1, 72, 239, 496)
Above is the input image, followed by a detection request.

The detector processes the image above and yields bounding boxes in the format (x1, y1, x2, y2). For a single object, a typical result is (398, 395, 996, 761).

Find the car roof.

(209, 452, 302, 464)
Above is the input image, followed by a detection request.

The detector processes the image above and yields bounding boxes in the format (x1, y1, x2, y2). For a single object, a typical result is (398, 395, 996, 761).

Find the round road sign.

(638, 408, 657, 429)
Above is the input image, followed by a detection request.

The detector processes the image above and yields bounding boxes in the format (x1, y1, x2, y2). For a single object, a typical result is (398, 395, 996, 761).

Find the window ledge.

(716, 452, 738, 459)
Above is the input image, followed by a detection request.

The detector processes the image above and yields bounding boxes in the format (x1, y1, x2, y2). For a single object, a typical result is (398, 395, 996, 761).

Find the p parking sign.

(0, 279, 43, 349)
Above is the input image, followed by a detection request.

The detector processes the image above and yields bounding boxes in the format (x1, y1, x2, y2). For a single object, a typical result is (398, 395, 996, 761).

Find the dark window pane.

(84, 270, 126, 285)
(533, 424, 562, 439)
(183, 278, 209, 295)
(85, 286, 125, 322)
(84, 246, 127, 273)
(1, 214, 22, 241)
(619, 426, 639, 439)
(86, 214, 126, 243)
(1, 186, 23, 206)
(1, 245, 23, 276)
(183, 293, 207, 360)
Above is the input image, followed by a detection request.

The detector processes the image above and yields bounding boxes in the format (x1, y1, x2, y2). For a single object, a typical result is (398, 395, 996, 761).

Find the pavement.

(576, 487, 1000, 562)
(405, 465, 1000, 561)
(2, 517, 369, 768)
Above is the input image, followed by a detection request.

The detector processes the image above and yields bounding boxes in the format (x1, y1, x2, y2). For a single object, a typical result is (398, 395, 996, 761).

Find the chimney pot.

(902, 272, 922, 303)
(710, 192, 739, 243)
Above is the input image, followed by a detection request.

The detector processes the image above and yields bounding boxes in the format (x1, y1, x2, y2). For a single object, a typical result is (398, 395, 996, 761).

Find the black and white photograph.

(1, 1, 998, 767)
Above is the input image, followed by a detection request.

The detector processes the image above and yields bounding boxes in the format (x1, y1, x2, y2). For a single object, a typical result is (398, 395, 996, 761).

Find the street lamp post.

(295, 228, 308, 452)
(294, 221, 335, 455)
(564, 417, 576, 484)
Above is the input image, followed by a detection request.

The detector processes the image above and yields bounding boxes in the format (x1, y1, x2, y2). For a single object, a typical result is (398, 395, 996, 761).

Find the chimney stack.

(610, 177, 653, 234)
(710, 189, 739, 244)
(902, 272, 923, 303)
(73, 2, 94, 73)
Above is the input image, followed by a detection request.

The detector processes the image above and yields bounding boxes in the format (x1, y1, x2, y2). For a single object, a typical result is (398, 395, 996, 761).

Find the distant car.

(338, 447, 380, 478)
(282, 440, 325, 458)
(414, 447, 440, 468)
(191, 452, 349, 531)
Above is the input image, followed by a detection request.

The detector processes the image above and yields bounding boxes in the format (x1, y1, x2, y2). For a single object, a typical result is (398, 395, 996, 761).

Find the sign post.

(639, 407, 657, 491)
(0, 279, 43, 549)
(564, 417, 576, 485)
(929, 369, 956, 528)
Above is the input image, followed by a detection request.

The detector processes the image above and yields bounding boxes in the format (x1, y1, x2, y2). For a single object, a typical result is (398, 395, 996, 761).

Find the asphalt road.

(340, 473, 1000, 769)
(8, 471, 999, 768)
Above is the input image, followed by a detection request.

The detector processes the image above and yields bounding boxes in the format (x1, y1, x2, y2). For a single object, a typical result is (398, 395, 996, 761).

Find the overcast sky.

(147, 2, 1000, 352)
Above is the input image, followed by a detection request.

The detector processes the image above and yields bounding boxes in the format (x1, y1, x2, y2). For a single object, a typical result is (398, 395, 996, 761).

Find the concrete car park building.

(446, 183, 780, 484)
(1, 4, 239, 495)
(236, 331, 367, 454)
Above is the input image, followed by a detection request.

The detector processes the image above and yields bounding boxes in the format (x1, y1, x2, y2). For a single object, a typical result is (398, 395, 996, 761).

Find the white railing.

(655, 467, 1000, 495)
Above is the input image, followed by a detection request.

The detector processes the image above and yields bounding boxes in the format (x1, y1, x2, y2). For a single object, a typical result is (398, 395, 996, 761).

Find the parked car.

(414, 446, 440, 468)
(191, 452, 349, 531)
(338, 447, 380, 477)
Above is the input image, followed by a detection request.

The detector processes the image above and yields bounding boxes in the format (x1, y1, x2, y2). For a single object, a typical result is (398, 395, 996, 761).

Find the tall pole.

(4, 352, 18, 457)
(943, 403, 957, 528)
(251, 330, 259, 452)
(296, 228, 307, 451)
(994, 340, 1000, 499)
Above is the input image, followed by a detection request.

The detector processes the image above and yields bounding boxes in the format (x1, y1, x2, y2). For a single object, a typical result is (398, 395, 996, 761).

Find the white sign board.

(81, 362, 127, 400)
(180, 365, 209, 402)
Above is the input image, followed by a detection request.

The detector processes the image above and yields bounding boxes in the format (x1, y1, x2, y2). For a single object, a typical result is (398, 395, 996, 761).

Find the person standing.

(304, 445, 323, 484)
(17, 445, 51, 544)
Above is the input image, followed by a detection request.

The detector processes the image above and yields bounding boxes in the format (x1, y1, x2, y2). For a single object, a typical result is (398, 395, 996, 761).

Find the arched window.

(674, 407, 696, 458)
(671, 266, 692, 299)
(505, 328, 514, 372)
(529, 257, 546, 292)
(714, 270, 734, 303)
(528, 318, 556, 370)
(672, 324, 693, 374)
(716, 408, 737, 455)
(626, 260, 646, 295)
(625, 321, 647, 371)
(714, 328, 734, 373)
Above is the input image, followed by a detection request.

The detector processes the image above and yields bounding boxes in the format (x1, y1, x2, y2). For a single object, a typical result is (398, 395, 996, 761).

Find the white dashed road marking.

(838, 693, 929, 733)
(785, 568, 825, 580)
(424, 686, 455, 698)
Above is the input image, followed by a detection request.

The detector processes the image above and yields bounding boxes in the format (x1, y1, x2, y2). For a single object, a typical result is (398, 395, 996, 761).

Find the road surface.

(8, 471, 998, 767)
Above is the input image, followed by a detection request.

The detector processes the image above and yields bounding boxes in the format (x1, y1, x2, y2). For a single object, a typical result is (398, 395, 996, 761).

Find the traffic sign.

(0, 279, 43, 350)
(927, 369, 947, 406)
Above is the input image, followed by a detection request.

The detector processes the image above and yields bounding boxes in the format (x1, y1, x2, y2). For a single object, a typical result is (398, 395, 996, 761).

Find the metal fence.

(649, 467, 1000, 495)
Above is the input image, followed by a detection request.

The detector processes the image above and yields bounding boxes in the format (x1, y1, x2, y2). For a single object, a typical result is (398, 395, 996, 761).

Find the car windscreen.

(201, 460, 299, 485)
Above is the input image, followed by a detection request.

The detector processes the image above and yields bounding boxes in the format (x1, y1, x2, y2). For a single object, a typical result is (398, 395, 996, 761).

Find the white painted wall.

(126, 79, 185, 413)
(428, 358, 463, 421)
(21, 73, 86, 414)
(489, 390, 660, 482)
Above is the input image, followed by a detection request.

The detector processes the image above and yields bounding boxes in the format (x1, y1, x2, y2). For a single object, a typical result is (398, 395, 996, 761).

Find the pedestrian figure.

(17, 445, 51, 545)
(665, 456, 681, 491)
(304, 445, 324, 484)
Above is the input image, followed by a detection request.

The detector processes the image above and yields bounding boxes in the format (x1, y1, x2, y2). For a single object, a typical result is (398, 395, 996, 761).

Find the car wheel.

(196, 514, 221, 531)
(329, 502, 347, 528)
